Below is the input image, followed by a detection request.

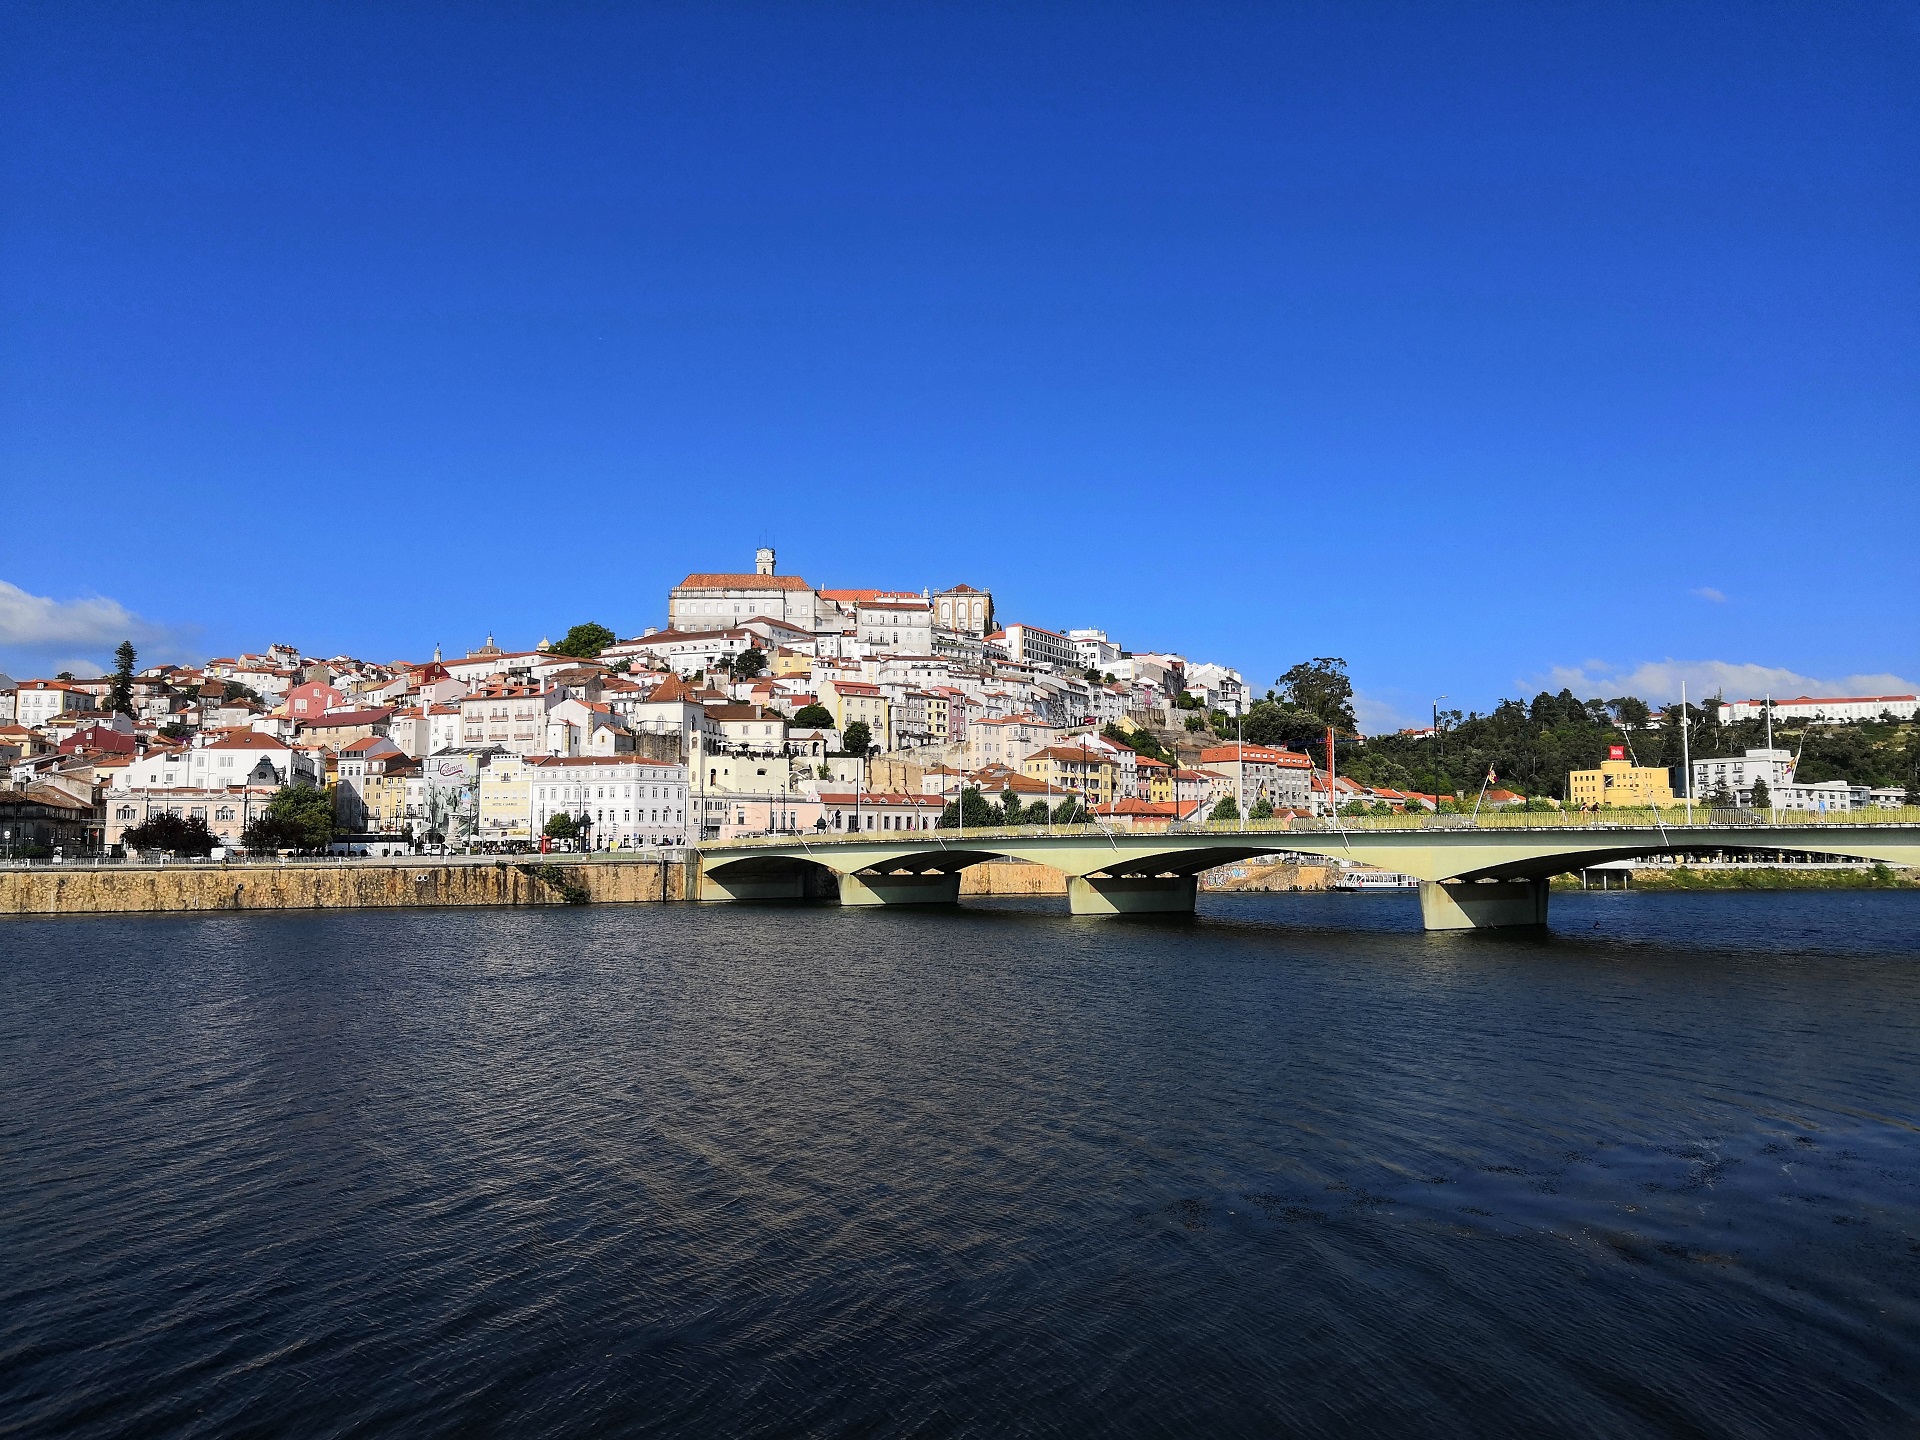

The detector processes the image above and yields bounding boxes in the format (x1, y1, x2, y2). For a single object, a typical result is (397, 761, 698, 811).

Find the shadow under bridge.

(694, 834, 1300, 915)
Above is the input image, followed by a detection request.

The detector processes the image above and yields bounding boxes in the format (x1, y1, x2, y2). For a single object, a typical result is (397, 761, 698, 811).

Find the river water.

(3, 891, 1919, 1437)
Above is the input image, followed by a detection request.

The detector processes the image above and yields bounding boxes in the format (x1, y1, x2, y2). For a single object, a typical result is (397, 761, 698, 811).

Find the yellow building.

(1021, 744, 1116, 805)
(362, 755, 420, 833)
(478, 755, 534, 844)
(1568, 746, 1674, 807)
(817, 677, 890, 749)
(1136, 755, 1173, 803)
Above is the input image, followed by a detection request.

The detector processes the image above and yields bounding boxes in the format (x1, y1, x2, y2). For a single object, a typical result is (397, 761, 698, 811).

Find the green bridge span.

(693, 815, 1920, 929)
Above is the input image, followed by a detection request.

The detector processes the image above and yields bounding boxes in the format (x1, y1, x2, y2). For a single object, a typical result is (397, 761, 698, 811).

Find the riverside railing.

(707, 807, 1920, 847)
(0, 850, 692, 872)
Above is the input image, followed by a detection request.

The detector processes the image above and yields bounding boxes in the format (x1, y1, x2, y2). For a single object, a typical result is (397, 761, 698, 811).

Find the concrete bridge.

(693, 816, 1920, 929)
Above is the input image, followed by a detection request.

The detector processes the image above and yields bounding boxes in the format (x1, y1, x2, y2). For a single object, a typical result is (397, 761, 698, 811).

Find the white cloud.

(1353, 690, 1421, 735)
(1691, 586, 1726, 603)
(0, 579, 197, 677)
(1526, 658, 1920, 706)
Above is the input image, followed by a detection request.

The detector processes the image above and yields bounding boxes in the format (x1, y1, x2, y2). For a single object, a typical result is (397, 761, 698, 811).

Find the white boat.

(1332, 867, 1419, 890)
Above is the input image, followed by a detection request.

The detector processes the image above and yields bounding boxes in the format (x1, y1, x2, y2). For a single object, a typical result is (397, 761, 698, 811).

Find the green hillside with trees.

(1191, 659, 1920, 803)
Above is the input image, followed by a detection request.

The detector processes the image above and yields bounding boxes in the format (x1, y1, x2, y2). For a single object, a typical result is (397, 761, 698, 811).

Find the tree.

(109, 641, 137, 717)
(1249, 797, 1274, 820)
(1105, 722, 1168, 761)
(1240, 701, 1324, 751)
(123, 813, 217, 856)
(728, 647, 767, 679)
(1610, 696, 1652, 728)
(553, 622, 616, 659)
(1212, 794, 1240, 822)
(1277, 657, 1357, 733)
(1703, 783, 1737, 809)
(241, 784, 336, 851)
(842, 720, 873, 757)
(999, 787, 1024, 824)
(793, 703, 835, 728)
(1749, 778, 1771, 809)
(1052, 798, 1087, 824)
(543, 812, 580, 841)
(221, 680, 262, 705)
(1185, 714, 1206, 732)
(1084, 667, 1103, 684)
(939, 786, 999, 828)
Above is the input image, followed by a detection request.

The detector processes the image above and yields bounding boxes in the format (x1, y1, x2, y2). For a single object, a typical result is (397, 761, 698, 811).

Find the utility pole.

(1326, 724, 1337, 821)
(1236, 708, 1244, 833)
(1680, 681, 1692, 825)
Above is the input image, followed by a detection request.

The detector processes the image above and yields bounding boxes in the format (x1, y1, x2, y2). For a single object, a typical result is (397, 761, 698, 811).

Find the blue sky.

(3, 2, 1916, 728)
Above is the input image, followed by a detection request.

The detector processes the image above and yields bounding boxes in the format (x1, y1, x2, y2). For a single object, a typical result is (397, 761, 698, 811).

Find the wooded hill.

(1174, 659, 1920, 803)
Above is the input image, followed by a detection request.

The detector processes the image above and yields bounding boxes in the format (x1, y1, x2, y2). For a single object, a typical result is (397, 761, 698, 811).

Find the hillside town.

(1, 548, 1915, 858)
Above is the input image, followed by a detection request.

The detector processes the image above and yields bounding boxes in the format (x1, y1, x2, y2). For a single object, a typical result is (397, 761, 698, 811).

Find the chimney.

(755, 546, 776, 576)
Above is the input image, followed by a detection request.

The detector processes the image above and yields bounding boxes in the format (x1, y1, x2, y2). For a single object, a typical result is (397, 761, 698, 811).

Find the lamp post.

(1432, 696, 1447, 816)
(1236, 709, 1244, 833)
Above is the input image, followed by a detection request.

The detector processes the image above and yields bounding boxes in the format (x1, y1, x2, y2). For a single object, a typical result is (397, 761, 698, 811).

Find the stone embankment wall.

(0, 858, 688, 916)
(0, 852, 1351, 916)
(961, 860, 1068, 896)
(1201, 860, 1335, 892)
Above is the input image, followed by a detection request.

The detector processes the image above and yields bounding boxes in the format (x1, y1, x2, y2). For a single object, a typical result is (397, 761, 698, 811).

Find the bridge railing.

(703, 806, 1920, 847)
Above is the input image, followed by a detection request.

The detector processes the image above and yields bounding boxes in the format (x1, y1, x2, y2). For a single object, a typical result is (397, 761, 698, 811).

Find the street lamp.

(1431, 695, 1447, 815)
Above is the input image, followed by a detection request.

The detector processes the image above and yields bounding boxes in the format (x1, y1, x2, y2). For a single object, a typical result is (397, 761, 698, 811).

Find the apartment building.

(1197, 742, 1314, 811)
(527, 755, 689, 847)
(1689, 748, 1794, 805)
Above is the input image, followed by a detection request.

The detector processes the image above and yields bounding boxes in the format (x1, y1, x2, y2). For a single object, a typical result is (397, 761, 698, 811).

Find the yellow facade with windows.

(1020, 746, 1116, 805)
(1568, 753, 1673, 808)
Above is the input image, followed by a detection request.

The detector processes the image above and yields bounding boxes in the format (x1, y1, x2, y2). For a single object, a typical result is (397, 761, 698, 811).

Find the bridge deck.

(692, 813, 1920, 927)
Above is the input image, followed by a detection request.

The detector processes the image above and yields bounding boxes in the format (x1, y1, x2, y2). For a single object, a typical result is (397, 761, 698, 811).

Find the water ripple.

(3, 891, 1919, 1436)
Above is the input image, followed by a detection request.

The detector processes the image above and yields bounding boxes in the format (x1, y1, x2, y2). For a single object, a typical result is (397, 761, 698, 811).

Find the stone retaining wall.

(0, 858, 686, 916)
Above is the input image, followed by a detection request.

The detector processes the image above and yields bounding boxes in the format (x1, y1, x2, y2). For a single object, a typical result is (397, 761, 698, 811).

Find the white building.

(1069, 629, 1123, 672)
(668, 549, 833, 633)
(995, 624, 1078, 674)
(457, 682, 566, 755)
(817, 791, 944, 835)
(1769, 780, 1868, 813)
(1183, 662, 1249, 716)
(116, 732, 318, 792)
(605, 626, 759, 677)
(1690, 748, 1795, 805)
(1723, 694, 1920, 724)
(528, 755, 689, 848)
(856, 600, 934, 655)
(14, 681, 90, 729)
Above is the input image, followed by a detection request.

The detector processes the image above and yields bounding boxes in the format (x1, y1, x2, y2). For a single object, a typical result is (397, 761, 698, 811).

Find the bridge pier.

(1068, 874, 1198, 915)
(838, 870, 962, 906)
(1418, 878, 1549, 930)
